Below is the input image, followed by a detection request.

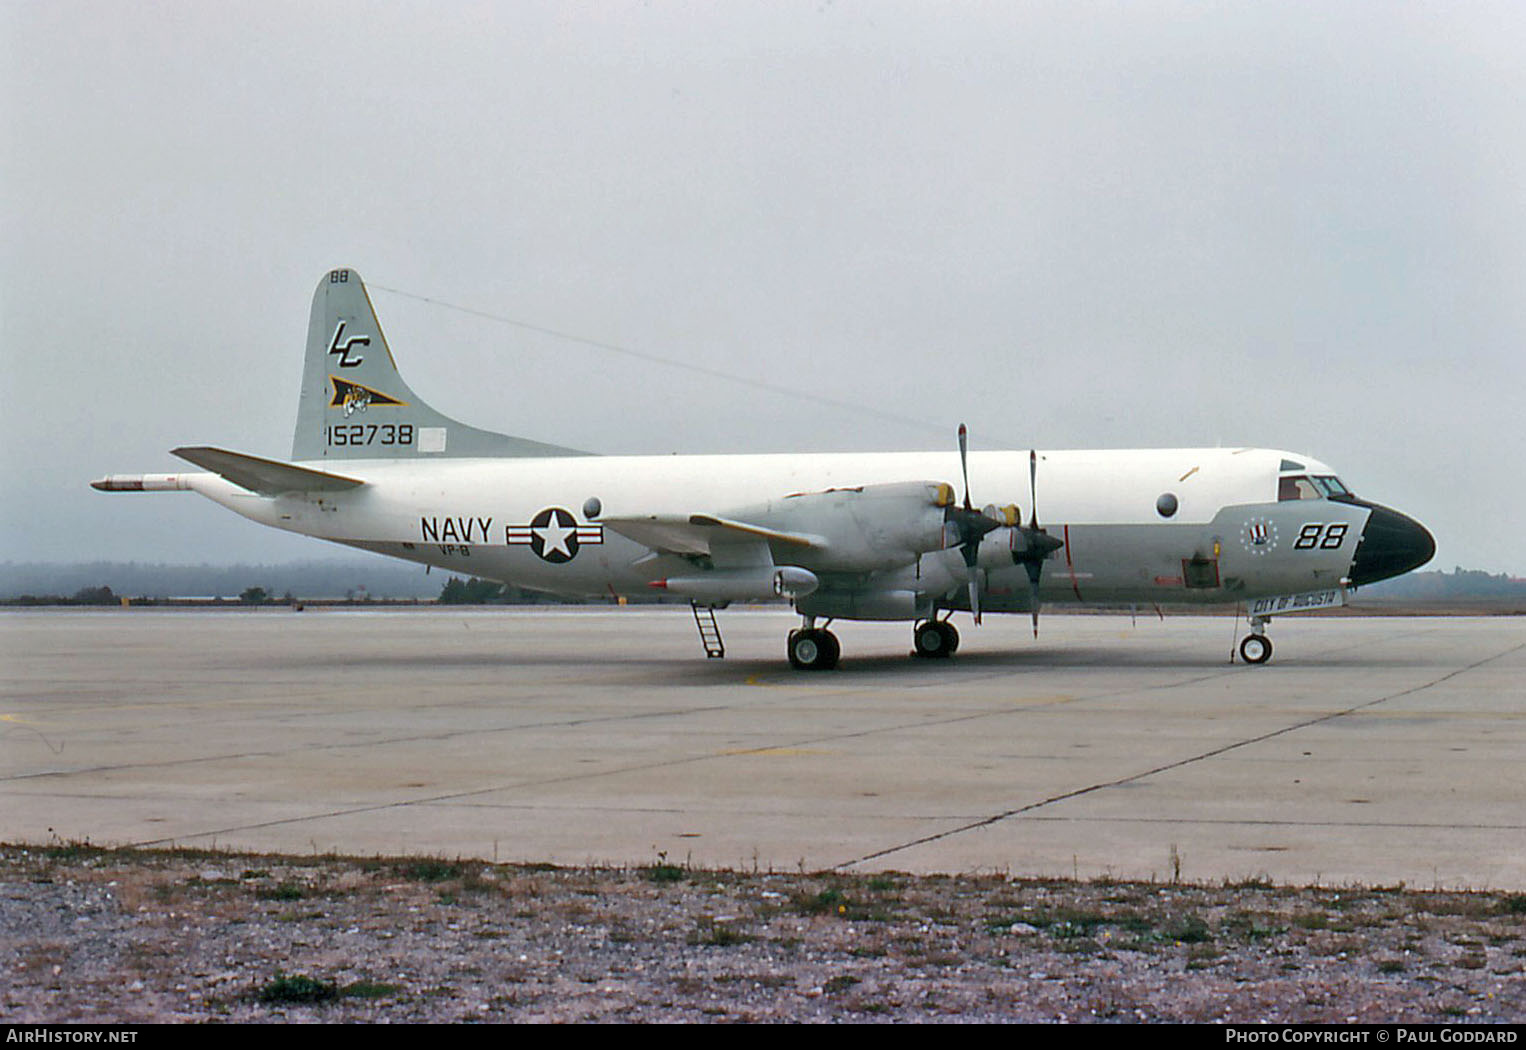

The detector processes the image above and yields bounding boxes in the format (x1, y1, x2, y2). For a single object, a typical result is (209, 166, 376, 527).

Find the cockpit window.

(1278, 475, 1322, 501)
(1279, 475, 1353, 501)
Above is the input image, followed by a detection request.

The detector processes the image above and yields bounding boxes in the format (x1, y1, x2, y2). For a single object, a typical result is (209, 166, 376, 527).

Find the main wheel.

(912, 620, 956, 659)
(818, 629, 841, 667)
(1239, 634, 1273, 665)
(789, 628, 840, 671)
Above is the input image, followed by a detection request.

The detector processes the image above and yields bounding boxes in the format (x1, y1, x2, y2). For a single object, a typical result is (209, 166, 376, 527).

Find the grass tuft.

(397, 859, 464, 883)
(256, 883, 305, 901)
(258, 974, 338, 1005)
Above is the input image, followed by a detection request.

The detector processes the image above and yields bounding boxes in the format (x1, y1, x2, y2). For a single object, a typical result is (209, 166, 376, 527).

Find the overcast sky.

(4, 1, 1522, 573)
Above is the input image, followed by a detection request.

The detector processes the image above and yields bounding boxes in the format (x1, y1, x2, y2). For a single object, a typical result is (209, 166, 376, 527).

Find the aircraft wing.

(603, 481, 958, 572)
(170, 446, 366, 496)
(600, 514, 824, 559)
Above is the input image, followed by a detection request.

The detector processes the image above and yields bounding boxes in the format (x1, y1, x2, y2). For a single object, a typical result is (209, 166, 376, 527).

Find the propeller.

(948, 424, 1002, 624)
(1011, 448, 1064, 637)
(944, 428, 1063, 631)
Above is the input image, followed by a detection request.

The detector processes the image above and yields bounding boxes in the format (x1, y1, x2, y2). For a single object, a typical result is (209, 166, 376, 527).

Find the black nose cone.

(1349, 503, 1436, 587)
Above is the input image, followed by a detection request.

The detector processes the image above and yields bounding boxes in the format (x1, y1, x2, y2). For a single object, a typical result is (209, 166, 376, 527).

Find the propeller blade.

(958, 424, 972, 511)
(958, 524, 980, 566)
(1028, 448, 1039, 530)
(952, 425, 996, 625)
(1024, 449, 1048, 637)
(1024, 547, 1043, 637)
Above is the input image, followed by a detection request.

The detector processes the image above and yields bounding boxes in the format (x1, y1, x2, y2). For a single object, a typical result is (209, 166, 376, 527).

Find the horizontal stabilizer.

(171, 446, 366, 496)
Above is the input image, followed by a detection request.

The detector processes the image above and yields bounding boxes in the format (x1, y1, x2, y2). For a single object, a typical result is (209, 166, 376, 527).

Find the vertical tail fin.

(291, 267, 586, 461)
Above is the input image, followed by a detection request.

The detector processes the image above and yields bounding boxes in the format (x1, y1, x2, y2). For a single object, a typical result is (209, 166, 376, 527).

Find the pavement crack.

(838, 638, 1526, 869)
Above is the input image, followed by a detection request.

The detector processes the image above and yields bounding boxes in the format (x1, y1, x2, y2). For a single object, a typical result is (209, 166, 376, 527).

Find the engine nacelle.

(974, 523, 1065, 571)
(728, 481, 953, 573)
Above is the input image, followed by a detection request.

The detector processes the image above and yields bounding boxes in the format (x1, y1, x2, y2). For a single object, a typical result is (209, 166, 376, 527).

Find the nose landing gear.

(1238, 616, 1273, 665)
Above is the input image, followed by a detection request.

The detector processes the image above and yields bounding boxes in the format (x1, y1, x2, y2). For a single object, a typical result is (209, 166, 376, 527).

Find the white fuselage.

(177, 445, 1369, 612)
(93, 267, 1438, 667)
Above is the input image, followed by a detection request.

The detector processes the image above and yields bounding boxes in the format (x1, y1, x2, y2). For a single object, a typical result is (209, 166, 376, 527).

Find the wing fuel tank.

(650, 567, 819, 603)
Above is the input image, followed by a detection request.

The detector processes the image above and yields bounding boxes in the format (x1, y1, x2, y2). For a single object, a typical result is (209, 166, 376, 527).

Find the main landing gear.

(1238, 615, 1273, 665)
(785, 615, 965, 670)
(788, 618, 840, 671)
(912, 618, 959, 659)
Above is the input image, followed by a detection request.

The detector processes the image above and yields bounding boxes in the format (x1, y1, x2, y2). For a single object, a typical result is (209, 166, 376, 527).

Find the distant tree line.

(1363, 568, 1526, 599)
(3, 584, 291, 606)
(433, 576, 680, 605)
(437, 577, 505, 604)
(0, 561, 439, 601)
(20, 563, 1515, 609)
(5, 585, 124, 606)
(2, 574, 670, 607)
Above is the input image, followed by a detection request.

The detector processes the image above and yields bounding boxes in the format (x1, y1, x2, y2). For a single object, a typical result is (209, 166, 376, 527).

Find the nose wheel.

(912, 619, 959, 659)
(788, 627, 840, 671)
(1238, 634, 1273, 664)
(1238, 616, 1273, 665)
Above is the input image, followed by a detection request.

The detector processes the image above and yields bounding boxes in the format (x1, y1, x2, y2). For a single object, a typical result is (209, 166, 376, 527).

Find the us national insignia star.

(507, 508, 604, 563)
(531, 508, 577, 561)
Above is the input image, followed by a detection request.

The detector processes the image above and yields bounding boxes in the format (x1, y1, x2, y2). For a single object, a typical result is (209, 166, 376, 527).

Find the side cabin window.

(1279, 475, 1352, 501)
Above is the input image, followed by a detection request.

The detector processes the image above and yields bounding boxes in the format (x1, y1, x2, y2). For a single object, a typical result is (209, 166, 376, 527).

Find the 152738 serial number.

(325, 423, 414, 447)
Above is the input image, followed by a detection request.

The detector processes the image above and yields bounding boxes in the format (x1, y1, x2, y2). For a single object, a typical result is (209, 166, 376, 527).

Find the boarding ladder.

(690, 602, 725, 659)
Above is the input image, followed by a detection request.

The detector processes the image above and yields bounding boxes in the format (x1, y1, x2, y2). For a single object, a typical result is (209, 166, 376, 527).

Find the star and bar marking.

(506, 507, 603, 563)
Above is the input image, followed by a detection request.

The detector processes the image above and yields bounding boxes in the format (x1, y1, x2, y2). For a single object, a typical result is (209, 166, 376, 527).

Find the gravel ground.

(3, 844, 1523, 1023)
